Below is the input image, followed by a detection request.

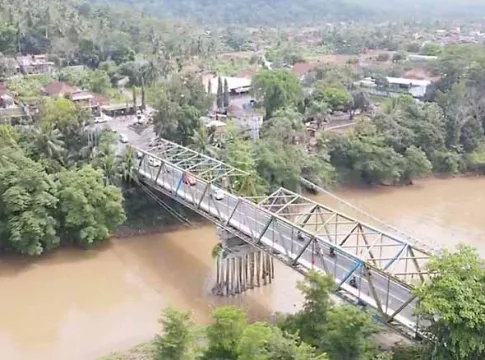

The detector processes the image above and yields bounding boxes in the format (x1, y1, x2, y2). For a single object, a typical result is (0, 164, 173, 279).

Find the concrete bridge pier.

(212, 227, 274, 296)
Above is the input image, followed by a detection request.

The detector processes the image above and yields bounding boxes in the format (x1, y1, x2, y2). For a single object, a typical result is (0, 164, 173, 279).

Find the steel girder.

(257, 188, 432, 285)
(133, 141, 432, 337)
(136, 138, 250, 190)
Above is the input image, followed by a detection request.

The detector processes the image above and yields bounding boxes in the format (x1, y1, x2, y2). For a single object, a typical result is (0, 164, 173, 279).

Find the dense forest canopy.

(90, 0, 485, 25)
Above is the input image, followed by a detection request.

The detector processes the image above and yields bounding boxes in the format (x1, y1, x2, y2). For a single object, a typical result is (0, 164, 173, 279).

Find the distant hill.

(89, 0, 375, 25)
(350, 0, 485, 19)
(90, 0, 485, 25)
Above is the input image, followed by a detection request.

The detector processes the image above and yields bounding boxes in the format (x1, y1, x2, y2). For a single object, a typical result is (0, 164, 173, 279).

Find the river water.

(1, 177, 485, 360)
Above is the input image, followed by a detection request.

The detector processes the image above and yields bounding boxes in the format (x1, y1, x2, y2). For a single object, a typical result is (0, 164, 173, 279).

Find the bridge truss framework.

(134, 138, 435, 337)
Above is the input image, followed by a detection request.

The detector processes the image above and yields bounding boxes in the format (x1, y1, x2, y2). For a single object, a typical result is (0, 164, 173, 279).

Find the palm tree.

(305, 101, 330, 129)
(32, 124, 66, 164)
(188, 125, 218, 157)
(98, 152, 120, 186)
(118, 146, 137, 184)
(140, 58, 161, 110)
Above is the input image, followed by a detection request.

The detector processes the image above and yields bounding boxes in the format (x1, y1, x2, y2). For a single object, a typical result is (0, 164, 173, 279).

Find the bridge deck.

(134, 139, 433, 336)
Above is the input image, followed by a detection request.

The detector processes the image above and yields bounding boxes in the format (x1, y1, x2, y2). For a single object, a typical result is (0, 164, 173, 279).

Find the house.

(16, 54, 54, 75)
(408, 55, 438, 62)
(386, 77, 431, 98)
(356, 77, 431, 99)
(43, 81, 105, 114)
(43, 82, 77, 98)
(226, 103, 263, 133)
(71, 90, 94, 109)
(202, 75, 252, 96)
(0, 84, 27, 122)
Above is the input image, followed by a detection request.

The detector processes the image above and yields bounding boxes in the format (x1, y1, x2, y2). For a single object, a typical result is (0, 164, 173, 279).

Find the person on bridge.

(349, 276, 358, 289)
(329, 246, 336, 258)
(297, 231, 304, 242)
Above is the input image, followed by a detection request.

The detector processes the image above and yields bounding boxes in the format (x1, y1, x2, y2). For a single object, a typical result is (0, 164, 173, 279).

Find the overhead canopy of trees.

(252, 69, 303, 119)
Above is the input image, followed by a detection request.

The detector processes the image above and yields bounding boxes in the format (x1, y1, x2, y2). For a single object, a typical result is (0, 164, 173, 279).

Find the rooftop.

(386, 77, 431, 87)
(291, 62, 317, 77)
(71, 91, 94, 101)
(17, 54, 54, 66)
(44, 82, 77, 96)
(202, 75, 251, 95)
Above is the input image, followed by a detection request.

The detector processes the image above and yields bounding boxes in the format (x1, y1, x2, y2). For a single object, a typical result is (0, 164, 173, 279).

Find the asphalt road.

(135, 150, 418, 331)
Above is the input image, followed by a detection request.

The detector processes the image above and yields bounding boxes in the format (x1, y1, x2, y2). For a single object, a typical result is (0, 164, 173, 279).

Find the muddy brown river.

(1, 177, 484, 360)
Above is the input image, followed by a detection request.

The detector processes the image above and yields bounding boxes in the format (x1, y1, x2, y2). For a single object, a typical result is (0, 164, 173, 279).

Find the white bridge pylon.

(133, 138, 434, 337)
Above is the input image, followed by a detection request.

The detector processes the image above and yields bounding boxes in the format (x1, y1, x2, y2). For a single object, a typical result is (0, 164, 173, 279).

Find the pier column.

(212, 227, 274, 296)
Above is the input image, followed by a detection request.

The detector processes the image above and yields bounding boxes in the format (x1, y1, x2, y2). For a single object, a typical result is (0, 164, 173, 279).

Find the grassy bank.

(99, 341, 156, 360)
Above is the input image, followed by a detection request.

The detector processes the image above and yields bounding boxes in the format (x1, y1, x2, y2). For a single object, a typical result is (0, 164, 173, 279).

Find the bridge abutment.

(212, 228, 274, 296)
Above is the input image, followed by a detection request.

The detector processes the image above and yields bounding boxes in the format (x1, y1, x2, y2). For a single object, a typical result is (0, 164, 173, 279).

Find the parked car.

(211, 185, 225, 201)
(182, 172, 197, 186)
(119, 134, 128, 143)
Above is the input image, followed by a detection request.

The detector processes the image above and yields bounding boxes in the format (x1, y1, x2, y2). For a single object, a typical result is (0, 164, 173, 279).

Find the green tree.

(252, 69, 302, 119)
(420, 42, 442, 56)
(305, 101, 330, 129)
(391, 344, 423, 360)
(0, 147, 59, 255)
(154, 94, 202, 146)
(153, 74, 212, 146)
(376, 53, 390, 62)
(38, 97, 91, 163)
(237, 322, 274, 360)
(88, 69, 111, 93)
(223, 78, 230, 108)
(347, 131, 404, 185)
(203, 306, 247, 360)
(155, 307, 197, 360)
(265, 328, 328, 360)
(222, 138, 268, 196)
(254, 139, 303, 192)
(279, 271, 336, 347)
(415, 246, 485, 360)
(216, 76, 223, 109)
(313, 86, 352, 113)
(320, 305, 378, 360)
(350, 90, 371, 119)
(189, 125, 217, 157)
(30, 124, 66, 168)
(402, 146, 432, 183)
(261, 108, 304, 143)
(55, 165, 126, 247)
(392, 52, 406, 62)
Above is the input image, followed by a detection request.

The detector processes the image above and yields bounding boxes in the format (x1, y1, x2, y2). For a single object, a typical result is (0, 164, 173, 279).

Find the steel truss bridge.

(133, 138, 434, 337)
